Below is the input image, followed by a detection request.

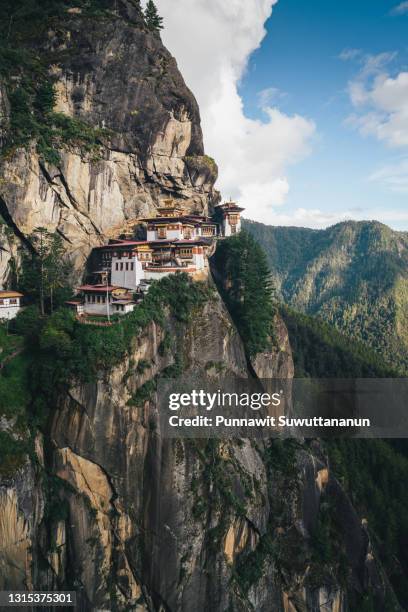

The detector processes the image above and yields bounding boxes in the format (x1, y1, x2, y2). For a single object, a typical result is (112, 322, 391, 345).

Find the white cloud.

(340, 49, 397, 77)
(248, 205, 408, 229)
(152, 0, 316, 223)
(257, 87, 287, 108)
(369, 158, 408, 193)
(390, 1, 408, 15)
(344, 52, 408, 148)
(258, 207, 356, 229)
(358, 52, 397, 78)
(339, 48, 362, 61)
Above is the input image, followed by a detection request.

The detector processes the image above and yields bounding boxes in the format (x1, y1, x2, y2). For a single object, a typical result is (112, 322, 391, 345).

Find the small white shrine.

(0, 291, 24, 320)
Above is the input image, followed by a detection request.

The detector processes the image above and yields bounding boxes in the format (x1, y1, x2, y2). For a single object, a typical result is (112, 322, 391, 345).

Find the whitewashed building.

(94, 237, 210, 289)
(65, 299, 85, 316)
(142, 202, 217, 242)
(78, 285, 136, 317)
(83, 199, 244, 305)
(214, 201, 244, 237)
(0, 291, 23, 320)
(111, 245, 148, 290)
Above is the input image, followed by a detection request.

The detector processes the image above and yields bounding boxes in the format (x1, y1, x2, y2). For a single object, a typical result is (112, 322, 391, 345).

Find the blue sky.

(238, 0, 408, 228)
(158, 0, 408, 229)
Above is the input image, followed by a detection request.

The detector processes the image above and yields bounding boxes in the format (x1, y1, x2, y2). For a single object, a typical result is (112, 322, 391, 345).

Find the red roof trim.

(78, 285, 125, 293)
(93, 241, 148, 249)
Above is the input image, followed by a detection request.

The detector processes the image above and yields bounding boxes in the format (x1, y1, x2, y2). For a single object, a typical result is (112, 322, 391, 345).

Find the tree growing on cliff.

(212, 231, 276, 356)
(19, 227, 71, 315)
(144, 0, 163, 33)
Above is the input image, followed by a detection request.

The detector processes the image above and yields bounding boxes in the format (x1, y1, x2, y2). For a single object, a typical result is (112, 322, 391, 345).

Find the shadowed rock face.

(0, 0, 219, 285)
(0, 293, 395, 611)
(0, 4, 402, 610)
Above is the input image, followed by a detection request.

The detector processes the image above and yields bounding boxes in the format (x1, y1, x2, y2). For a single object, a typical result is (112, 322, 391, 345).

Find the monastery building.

(69, 200, 244, 318)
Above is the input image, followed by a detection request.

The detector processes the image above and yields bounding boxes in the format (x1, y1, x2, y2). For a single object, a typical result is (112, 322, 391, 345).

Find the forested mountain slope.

(244, 219, 408, 373)
(279, 306, 408, 606)
(0, 1, 405, 609)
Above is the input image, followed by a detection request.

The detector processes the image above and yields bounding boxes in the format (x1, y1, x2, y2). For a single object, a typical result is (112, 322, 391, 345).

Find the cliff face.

(0, 0, 218, 285)
(0, 3, 401, 610)
(0, 291, 392, 611)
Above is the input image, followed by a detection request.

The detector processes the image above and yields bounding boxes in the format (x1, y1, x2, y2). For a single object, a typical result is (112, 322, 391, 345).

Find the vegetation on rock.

(282, 304, 408, 605)
(281, 306, 398, 378)
(212, 230, 276, 357)
(9, 273, 213, 422)
(19, 228, 71, 314)
(244, 219, 408, 373)
(184, 155, 218, 181)
(0, 325, 31, 476)
(144, 0, 163, 33)
(0, 0, 111, 163)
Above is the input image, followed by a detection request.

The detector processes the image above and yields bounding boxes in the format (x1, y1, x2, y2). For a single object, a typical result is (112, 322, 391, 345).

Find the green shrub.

(127, 379, 156, 407)
(0, 431, 28, 477)
(212, 231, 276, 356)
(0, 2, 111, 164)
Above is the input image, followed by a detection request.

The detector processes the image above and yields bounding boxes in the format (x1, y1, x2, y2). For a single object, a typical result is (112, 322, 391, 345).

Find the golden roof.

(0, 291, 23, 298)
(136, 244, 153, 251)
(156, 198, 185, 216)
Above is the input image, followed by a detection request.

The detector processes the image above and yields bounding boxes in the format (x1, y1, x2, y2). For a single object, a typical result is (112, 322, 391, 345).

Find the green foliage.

(212, 231, 276, 356)
(0, 431, 29, 477)
(42, 474, 70, 523)
(0, 353, 31, 421)
(158, 331, 172, 356)
(20, 274, 211, 417)
(328, 438, 408, 604)
(19, 228, 71, 314)
(127, 379, 156, 406)
(244, 219, 408, 373)
(0, 323, 23, 362)
(281, 306, 398, 378)
(234, 532, 277, 594)
(0, 324, 32, 476)
(144, 0, 163, 33)
(280, 304, 408, 604)
(0, 324, 31, 423)
(309, 498, 345, 570)
(0, 275, 212, 475)
(136, 359, 151, 374)
(4, 78, 108, 163)
(264, 438, 298, 476)
(11, 305, 42, 341)
(184, 155, 218, 180)
(0, 1, 110, 164)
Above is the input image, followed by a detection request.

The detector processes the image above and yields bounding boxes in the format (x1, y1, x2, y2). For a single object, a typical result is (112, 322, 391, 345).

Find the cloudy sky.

(152, 0, 408, 229)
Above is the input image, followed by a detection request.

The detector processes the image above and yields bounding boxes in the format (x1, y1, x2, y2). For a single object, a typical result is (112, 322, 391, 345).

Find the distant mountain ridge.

(243, 219, 408, 373)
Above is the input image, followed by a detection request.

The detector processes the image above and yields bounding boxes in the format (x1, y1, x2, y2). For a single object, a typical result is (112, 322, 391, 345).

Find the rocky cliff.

(0, 2, 402, 611)
(0, 286, 397, 611)
(0, 0, 218, 285)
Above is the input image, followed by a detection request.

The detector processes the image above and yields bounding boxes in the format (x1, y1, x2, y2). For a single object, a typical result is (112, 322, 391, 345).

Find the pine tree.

(212, 231, 276, 356)
(19, 227, 71, 315)
(144, 0, 163, 33)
